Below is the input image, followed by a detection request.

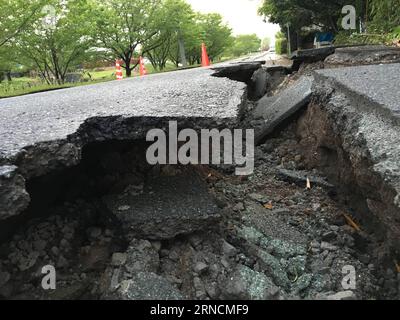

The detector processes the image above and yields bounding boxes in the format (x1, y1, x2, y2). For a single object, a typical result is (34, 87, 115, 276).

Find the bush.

(275, 38, 288, 54)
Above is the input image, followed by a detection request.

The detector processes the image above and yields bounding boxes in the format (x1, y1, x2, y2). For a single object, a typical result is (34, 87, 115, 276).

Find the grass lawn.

(0, 63, 179, 99)
(0, 57, 233, 99)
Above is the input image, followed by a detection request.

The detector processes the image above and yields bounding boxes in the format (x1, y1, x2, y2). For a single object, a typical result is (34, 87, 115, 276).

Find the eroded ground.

(0, 123, 398, 300)
(1, 51, 400, 300)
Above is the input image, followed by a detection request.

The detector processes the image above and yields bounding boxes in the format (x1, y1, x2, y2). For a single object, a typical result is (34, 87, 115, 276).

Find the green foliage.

(335, 0, 400, 46)
(0, 0, 46, 47)
(275, 38, 287, 55)
(146, 0, 197, 70)
(0, 0, 235, 85)
(259, 0, 399, 45)
(258, 0, 351, 32)
(14, 0, 95, 84)
(197, 13, 234, 61)
(393, 26, 400, 39)
(93, 0, 164, 76)
(370, 0, 400, 32)
(227, 34, 261, 57)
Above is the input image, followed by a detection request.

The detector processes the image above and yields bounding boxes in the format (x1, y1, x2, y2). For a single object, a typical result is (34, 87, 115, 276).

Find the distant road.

(231, 51, 292, 67)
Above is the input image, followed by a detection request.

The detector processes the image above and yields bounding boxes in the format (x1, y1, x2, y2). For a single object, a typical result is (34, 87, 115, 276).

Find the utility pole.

(178, 38, 188, 68)
(178, 29, 187, 68)
(365, 0, 369, 33)
(286, 23, 292, 55)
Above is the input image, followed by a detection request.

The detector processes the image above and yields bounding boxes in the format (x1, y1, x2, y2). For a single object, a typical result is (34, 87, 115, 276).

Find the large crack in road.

(0, 52, 400, 300)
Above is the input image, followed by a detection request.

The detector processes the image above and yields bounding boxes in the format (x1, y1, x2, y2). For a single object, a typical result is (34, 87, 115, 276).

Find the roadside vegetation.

(259, 0, 400, 51)
(0, 0, 262, 98)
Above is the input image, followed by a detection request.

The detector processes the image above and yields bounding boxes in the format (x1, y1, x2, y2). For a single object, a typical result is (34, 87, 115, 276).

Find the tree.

(0, 46, 15, 82)
(15, 0, 95, 84)
(93, 0, 164, 77)
(258, 0, 369, 50)
(197, 13, 234, 61)
(228, 34, 261, 57)
(168, 21, 202, 67)
(258, 0, 358, 33)
(0, 0, 46, 48)
(145, 0, 196, 71)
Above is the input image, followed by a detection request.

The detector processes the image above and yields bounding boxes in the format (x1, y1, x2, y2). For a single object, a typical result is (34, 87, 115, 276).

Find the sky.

(187, 0, 281, 42)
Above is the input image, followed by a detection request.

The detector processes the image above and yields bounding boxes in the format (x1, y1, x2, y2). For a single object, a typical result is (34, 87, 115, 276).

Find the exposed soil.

(0, 62, 399, 300)
(1, 122, 399, 300)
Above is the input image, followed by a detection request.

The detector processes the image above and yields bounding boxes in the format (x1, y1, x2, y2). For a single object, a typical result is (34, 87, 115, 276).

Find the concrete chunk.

(252, 76, 313, 143)
(115, 272, 183, 300)
(0, 166, 30, 220)
(327, 290, 356, 300)
(223, 264, 280, 300)
(104, 167, 220, 240)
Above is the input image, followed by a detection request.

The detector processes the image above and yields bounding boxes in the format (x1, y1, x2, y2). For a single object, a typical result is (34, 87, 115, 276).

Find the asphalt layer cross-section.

(0, 67, 247, 160)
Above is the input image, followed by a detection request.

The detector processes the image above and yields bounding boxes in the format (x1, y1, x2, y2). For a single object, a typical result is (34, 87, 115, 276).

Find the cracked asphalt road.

(0, 67, 246, 160)
(316, 63, 400, 120)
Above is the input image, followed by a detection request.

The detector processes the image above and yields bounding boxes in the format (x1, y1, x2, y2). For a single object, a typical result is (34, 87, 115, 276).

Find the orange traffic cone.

(139, 56, 148, 76)
(115, 60, 123, 80)
(201, 43, 210, 67)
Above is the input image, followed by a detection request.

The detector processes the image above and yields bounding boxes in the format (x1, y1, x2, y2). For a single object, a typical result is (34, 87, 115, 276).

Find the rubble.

(104, 167, 220, 240)
(113, 273, 183, 300)
(0, 56, 399, 301)
(222, 265, 280, 300)
(0, 165, 30, 220)
(326, 290, 356, 301)
(251, 76, 313, 143)
(276, 168, 335, 191)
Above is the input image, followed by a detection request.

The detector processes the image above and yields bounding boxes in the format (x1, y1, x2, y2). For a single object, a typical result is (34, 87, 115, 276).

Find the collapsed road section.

(0, 66, 249, 221)
(0, 53, 400, 300)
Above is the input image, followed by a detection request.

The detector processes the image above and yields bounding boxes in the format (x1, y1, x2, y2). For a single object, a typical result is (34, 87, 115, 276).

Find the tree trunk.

(6, 71, 11, 82)
(124, 58, 132, 77)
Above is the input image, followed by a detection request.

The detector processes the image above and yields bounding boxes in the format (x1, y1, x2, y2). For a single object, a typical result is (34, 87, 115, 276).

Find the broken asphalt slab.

(291, 47, 335, 70)
(0, 166, 30, 219)
(212, 61, 267, 99)
(252, 76, 313, 144)
(325, 45, 400, 66)
(0, 67, 247, 164)
(315, 63, 400, 122)
(103, 167, 220, 240)
(0, 66, 250, 220)
(291, 45, 400, 70)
